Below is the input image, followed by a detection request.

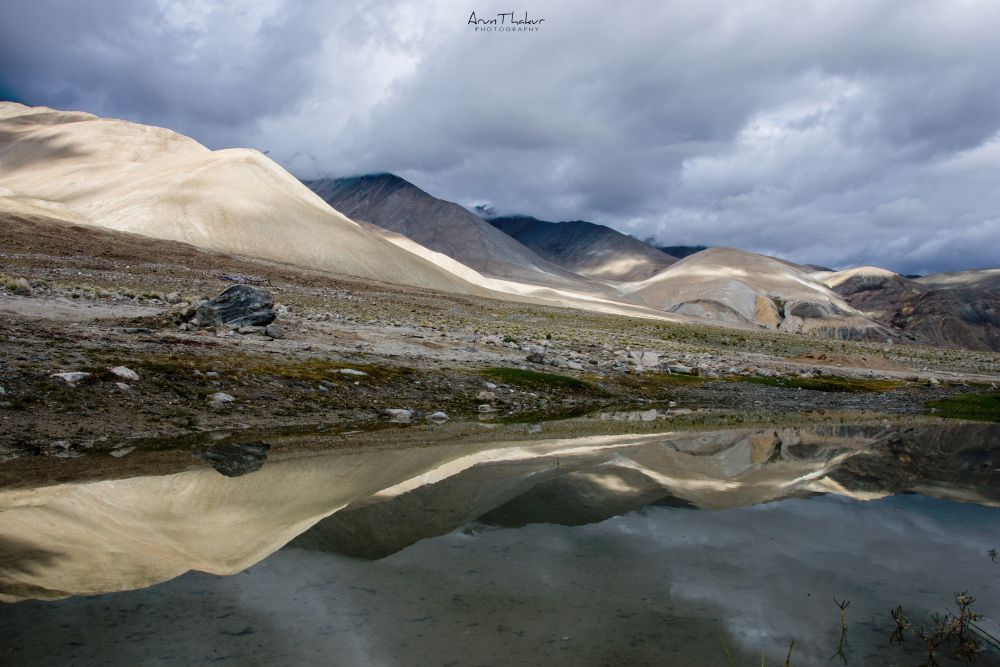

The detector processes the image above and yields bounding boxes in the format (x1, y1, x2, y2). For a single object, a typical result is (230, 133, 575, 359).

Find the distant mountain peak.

(488, 215, 679, 283)
(304, 174, 601, 291)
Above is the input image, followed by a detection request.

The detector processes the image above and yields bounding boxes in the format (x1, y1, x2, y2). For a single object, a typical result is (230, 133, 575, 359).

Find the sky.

(2, 0, 999, 274)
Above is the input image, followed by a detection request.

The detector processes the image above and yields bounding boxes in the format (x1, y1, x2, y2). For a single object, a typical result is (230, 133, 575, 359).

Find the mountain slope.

(0, 103, 489, 296)
(821, 266, 1000, 351)
(488, 215, 678, 283)
(624, 247, 890, 339)
(305, 175, 599, 291)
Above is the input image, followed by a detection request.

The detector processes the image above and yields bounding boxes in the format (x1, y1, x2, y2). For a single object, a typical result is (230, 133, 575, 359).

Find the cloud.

(2, 0, 1000, 273)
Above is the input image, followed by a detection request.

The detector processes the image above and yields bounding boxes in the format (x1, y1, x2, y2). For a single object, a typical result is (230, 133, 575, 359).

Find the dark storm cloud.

(2, 0, 999, 274)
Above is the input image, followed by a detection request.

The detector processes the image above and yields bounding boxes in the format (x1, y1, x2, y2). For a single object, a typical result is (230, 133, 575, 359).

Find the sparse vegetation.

(889, 592, 998, 665)
(925, 391, 1000, 422)
(733, 375, 901, 393)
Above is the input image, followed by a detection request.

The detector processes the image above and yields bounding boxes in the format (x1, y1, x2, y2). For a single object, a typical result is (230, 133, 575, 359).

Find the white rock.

(384, 408, 413, 423)
(208, 392, 235, 403)
(484, 382, 498, 390)
(427, 411, 450, 423)
(52, 450, 83, 458)
(640, 351, 660, 367)
(337, 369, 368, 376)
(110, 446, 135, 458)
(477, 404, 495, 413)
(115, 382, 132, 392)
(110, 366, 140, 381)
(52, 372, 90, 384)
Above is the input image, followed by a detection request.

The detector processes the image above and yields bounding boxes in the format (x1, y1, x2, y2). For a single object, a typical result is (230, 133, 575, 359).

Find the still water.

(2, 422, 999, 665)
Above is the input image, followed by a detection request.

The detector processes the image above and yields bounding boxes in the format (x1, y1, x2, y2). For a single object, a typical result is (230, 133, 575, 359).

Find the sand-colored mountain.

(623, 247, 890, 339)
(0, 103, 491, 295)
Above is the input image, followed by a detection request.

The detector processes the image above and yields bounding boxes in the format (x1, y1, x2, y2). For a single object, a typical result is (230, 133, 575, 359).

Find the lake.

(2, 421, 999, 665)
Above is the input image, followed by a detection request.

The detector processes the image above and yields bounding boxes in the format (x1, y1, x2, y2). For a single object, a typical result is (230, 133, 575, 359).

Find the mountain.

(624, 247, 890, 339)
(656, 245, 708, 259)
(0, 103, 488, 296)
(486, 215, 678, 283)
(820, 266, 1000, 351)
(304, 175, 597, 291)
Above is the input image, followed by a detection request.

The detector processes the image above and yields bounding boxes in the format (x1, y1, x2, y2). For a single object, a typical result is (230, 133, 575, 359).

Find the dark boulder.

(192, 285, 276, 329)
(194, 441, 271, 477)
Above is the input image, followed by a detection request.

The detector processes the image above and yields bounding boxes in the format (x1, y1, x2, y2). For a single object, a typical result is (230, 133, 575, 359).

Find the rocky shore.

(1, 215, 998, 470)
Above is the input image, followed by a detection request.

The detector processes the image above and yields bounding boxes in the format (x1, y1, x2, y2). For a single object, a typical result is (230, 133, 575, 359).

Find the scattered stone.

(526, 352, 545, 364)
(165, 292, 182, 304)
(384, 408, 414, 423)
(567, 361, 584, 371)
(477, 404, 496, 413)
(190, 285, 276, 329)
(265, 323, 284, 339)
(337, 369, 368, 376)
(484, 382, 498, 390)
(205, 371, 220, 378)
(52, 372, 90, 385)
(477, 390, 497, 401)
(110, 446, 135, 458)
(115, 382, 132, 392)
(237, 325, 267, 335)
(207, 392, 236, 405)
(195, 441, 270, 477)
(52, 450, 83, 458)
(110, 366, 140, 381)
(427, 411, 450, 423)
(640, 351, 660, 367)
(666, 364, 698, 376)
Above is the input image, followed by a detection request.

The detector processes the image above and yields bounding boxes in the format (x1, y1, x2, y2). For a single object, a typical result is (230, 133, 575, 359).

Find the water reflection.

(1, 421, 998, 605)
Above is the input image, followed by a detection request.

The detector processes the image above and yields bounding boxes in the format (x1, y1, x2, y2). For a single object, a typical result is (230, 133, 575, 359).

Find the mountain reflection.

(1, 422, 998, 602)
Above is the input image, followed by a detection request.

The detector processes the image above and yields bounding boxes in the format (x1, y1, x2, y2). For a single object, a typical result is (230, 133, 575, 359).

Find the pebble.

(427, 411, 450, 423)
(52, 372, 90, 384)
(110, 366, 140, 381)
(208, 392, 235, 404)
